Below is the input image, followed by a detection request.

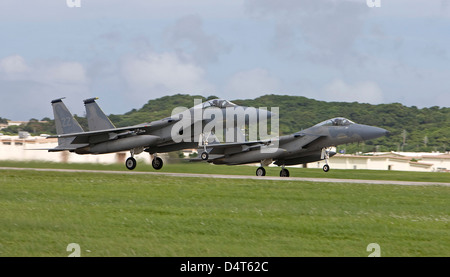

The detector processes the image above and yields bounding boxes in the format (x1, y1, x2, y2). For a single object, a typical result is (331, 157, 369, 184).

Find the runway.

(1, 167, 449, 186)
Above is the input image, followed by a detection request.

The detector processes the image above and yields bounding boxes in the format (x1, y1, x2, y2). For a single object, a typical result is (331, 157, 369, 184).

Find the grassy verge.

(0, 169, 449, 256)
(0, 160, 449, 183)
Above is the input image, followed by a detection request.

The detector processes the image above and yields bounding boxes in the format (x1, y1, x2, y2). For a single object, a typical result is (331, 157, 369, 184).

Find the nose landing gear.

(321, 148, 331, 172)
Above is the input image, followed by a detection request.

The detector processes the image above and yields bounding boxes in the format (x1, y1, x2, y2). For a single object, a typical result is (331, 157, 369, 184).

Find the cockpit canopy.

(314, 117, 355, 127)
(194, 99, 237, 109)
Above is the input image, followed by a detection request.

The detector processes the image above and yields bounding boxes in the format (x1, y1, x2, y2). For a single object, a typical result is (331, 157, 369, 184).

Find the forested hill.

(108, 94, 449, 153)
(2, 94, 449, 153)
(238, 95, 449, 152)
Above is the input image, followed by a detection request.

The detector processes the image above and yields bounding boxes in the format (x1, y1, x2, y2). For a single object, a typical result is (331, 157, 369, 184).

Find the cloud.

(224, 68, 281, 99)
(321, 79, 384, 104)
(245, 0, 369, 65)
(0, 55, 87, 85)
(0, 55, 30, 77)
(164, 14, 231, 65)
(39, 62, 88, 85)
(120, 51, 215, 103)
(0, 55, 89, 120)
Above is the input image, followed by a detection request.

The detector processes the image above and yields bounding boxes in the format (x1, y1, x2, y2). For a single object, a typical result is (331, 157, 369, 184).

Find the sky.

(0, 0, 449, 120)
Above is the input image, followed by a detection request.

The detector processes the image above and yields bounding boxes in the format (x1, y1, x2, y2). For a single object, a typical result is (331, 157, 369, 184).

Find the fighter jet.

(48, 97, 272, 170)
(196, 117, 389, 177)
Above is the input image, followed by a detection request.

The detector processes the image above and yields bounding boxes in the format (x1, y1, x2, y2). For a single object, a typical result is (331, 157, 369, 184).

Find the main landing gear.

(151, 155, 163, 170)
(255, 166, 290, 177)
(256, 167, 266, 176)
(256, 159, 289, 177)
(126, 149, 139, 170)
(125, 149, 163, 170)
(125, 157, 137, 170)
(255, 159, 272, 176)
(255, 159, 290, 177)
(280, 166, 289, 177)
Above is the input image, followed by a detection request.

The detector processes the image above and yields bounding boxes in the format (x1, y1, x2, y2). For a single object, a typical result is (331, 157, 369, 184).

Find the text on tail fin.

(51, 98, 84, 135)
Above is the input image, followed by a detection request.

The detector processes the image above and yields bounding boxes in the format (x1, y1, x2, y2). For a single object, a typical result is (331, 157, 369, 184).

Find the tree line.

(1, 94, 449, 153)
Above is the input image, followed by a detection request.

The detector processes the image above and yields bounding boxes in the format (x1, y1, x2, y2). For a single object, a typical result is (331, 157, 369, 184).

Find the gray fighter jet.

(197, 117, 389, 177)
(48, 97, 271, 170)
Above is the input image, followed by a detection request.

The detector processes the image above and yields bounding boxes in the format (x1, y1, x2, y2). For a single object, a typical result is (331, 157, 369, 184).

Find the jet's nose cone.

(362, 126, 389, 140)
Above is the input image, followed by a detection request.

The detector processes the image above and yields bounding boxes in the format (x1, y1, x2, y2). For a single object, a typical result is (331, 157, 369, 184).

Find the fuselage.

(210, 118, 388, 166)
(74, 99, 273, 155)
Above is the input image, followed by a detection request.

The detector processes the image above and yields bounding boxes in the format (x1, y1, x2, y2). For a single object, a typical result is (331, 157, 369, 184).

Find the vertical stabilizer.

(83, 97, 116, 131)
(51, 98, 84, 147)
(51, 98, 84, 135)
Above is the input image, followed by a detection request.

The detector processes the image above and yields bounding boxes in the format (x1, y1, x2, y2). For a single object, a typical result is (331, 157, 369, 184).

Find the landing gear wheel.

(152, 157, 163, 170)
(125, 157, 137, 170)
(201, 152, 209, 160)
(323, 164, 330, 172)
(280, 168, 290, 177)
(256, 167, 266, 176)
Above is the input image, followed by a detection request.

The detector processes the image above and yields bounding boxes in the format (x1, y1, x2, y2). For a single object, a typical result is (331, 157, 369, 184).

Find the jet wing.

(47, 125, 148, 139)
(199, 132, 325, 156)
(47, 144, 90, 152)
(199, 139, 274, 156)
(295, 133, 327, 149)
(46, 125, 148, 146)
(202, 140, 268, 149)
(47, 118, 181, 145)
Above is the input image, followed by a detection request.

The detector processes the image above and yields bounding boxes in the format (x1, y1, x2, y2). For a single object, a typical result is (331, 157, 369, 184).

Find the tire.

(125, 157, 137, 170)
(323, 164, 330, 172)
(152, 157, 163, 170)
(201, 152, 209, 160)
(256, 167, 266, 176)
(280, 168, 290, 177)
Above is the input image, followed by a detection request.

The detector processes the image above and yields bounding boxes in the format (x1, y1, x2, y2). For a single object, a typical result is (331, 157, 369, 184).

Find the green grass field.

(1, 160, 449, 182)
(0, 162, 449, 257)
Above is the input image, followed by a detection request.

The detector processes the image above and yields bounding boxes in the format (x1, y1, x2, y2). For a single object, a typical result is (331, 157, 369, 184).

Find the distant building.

(308, 152, 450, 172)
(0, 134, 449, 172)
(0, 120, 49, 130)
(182, 149, 198, 157)
(6, 120, 28, 127)
(0, 134, 137, 164)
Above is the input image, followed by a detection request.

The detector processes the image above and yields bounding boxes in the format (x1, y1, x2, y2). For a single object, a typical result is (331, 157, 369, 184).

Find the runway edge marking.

(1, 167, 449, 187)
